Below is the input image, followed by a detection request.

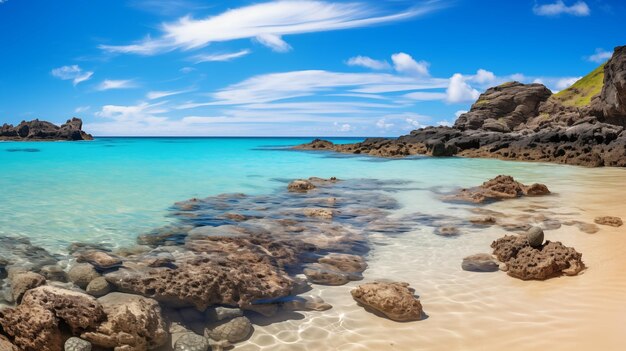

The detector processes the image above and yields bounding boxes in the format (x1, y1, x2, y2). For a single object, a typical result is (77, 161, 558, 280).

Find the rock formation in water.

(351, 282, 424, 322)
(0, 118, 93, 141)
(445, 175, 550, 204)
(295, 45, 626, 167)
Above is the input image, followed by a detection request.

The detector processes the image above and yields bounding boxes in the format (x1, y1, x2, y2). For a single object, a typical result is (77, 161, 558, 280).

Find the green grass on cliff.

(551, 63, 605, 107)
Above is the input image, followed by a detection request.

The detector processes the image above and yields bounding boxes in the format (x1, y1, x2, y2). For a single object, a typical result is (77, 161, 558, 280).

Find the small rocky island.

(0, 118, 93, 141)
(296, 45, 626, 167)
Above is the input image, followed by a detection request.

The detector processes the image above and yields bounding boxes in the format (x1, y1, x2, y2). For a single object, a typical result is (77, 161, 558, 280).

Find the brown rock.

(491, 235, 585, 280)
(287, 179, 316, 192)
(462, 253, 500, 272)
(594, 216, 623, 227)
(76, 251, 123, 271)
(82, 293, 168, 351)
(448, 175, 550, 203)
(10, 271, 46, 302)
(0, 334, 19, 351)
(303, 208, 334, 219)
(68, 263, 101, 289)
(351, 282, 423, 322)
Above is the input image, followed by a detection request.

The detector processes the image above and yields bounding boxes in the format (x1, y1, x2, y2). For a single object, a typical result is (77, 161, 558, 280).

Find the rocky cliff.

(0, 118, 93, 141)
(295, 45, 626, 167)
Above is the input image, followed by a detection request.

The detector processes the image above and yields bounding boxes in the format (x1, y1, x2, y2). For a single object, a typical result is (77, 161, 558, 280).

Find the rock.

(75, 251, 123, 271)
(40, 265, 68, 282)
(351, 282, 423, 322)
(448, 175, 550, 204)
(454, 82, 552, 131)
(303, 208, 334, 219)
(0, 335, 18, 351)
(288, 179, 316, 192)
(469, 215, 497, 225)
(281, 296, 332, 312)
(434, 226, 460, 237)
(174, 333, 209, 351)
(526, 226, 544, 248)
(0, 286, 105, 351)
(564, 220, 601, 234)
(491, 235, 585, 280)
(82, 293, 168, 351)
(292, 138, 335, 150)
(206, 316, 253, 343)
(0, 118, 93, 141)
(85, 277, 112, 297)
(68, 263, 101, 289)
(64, 338, 92, 351)
(594, 216, 623, 227)
(303, 263, 361, 286)
(318, 253, 367, 274)
(10, 271, 46, 302)
(462, 253, 499, 272)
(205, 307, 243, 322)
(429, 140, 457, 156)
(595, 46, 626, 120)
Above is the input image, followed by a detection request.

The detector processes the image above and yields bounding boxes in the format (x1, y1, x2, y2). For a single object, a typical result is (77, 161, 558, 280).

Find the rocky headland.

(0, 118, 92, 141)
(295, 45, 626, 167)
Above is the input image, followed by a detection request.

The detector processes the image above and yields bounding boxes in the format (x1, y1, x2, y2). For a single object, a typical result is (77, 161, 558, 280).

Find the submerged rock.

(288, 179, 316, 192)
(82, 293, 168, 351)
(174, 333, 209, 351)
(85, 277, 112, 297)
(491, 235, 585, 280)
(594, 216, 623, 227)
(76, 251, 123, 271)
(447, 175, 550, 204)
(351, 282, 423, 322)
(462, 253, 500, 272)
(206, 316, 253, 343)
(68, 263, 101, 289)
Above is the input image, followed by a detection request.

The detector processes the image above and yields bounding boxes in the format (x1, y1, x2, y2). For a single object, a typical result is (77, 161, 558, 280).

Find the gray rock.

(86, 277, 111, 297)
(174, 333, 209, 351)
(68, 263, 101, 289)
(64, 337, 92, 351)
(526, 226, 544, 248)
(206, 316, 253, 343)
(462, 253, 500, 272)
(40, 265, 68, 282)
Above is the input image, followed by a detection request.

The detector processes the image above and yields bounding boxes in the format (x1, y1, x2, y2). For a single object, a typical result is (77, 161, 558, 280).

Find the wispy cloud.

(146, 89, 192, 100)
(254, 34, 292, 52)
(191, 49, 251, 63)
(100, 0, 446, 55)
(346, 56, 391, 70)
(586, 48, 612, 63)
(51, 65, 94, 85)
(74, 106, 91, 113)
(96, 79, 137, 91)
(533, 1, 590, 16)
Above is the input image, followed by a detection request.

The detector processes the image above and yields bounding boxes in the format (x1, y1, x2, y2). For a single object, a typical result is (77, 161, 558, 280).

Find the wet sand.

(241, 169, 626, 351)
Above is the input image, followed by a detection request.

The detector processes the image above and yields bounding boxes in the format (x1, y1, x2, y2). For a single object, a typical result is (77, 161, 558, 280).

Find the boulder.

(82, 293, 168, 351)
(350, 282, 423, 322)
(461, 253, 500, 272)
(64, 338, 92, 351)
(174, 333, 209, 351)
(40, 265, 68, 282)
(491, 235, 585, 280)
(68, 263, 101, 289)
(594, 216, 623, 227)
(85, 277, 112, 297)
(10, 271, 46, 302)
(205, 316, 253, 343)
(76, 251, 123, 271)
(448, 175, 550, 203)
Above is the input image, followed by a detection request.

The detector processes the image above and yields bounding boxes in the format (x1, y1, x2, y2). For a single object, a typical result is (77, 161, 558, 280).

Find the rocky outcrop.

(82, 293, 167, 351)
(491, 235, 585, 280)
(351, 282, 423, 322)
(446, 175, 550, 204)
(454, 82, 552, 132)
(295, 46, 626, 167)
(0, 118, 93, 141)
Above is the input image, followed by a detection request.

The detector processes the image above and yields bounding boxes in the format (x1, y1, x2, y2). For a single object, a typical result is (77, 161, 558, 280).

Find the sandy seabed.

(240, 169, 626, 351)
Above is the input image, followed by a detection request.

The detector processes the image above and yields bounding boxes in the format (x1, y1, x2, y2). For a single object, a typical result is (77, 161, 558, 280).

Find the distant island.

(296, 45, 626, 167)
(0, 118, 93, 141)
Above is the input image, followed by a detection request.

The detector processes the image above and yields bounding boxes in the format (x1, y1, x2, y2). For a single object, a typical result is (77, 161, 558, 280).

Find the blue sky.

(0, 0, 624, 136)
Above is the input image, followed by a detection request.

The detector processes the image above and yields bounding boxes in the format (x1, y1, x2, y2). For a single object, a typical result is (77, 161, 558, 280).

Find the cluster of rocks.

(0, 177, 424, 350)
(445, 175, 550, 204)
(295, 45, 626, 167)
(0, 118, 93, 141)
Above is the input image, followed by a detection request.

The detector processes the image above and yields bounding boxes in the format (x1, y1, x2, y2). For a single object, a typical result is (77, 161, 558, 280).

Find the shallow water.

(1, 137, 626, 350)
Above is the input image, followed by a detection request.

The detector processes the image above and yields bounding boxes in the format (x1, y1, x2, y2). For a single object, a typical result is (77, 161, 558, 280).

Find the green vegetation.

(551, 63, 605, 107)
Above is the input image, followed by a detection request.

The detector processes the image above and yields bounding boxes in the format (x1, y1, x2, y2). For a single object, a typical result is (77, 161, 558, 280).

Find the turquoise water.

(0, 137, 597, 253)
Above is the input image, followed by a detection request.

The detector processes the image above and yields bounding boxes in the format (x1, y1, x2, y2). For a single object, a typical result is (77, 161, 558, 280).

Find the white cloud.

(446, 73, 480, 103)
(334, 122, 353, 132)
(346, 56, 391, 70)
(376, 118, 394, 129)
(437, 120, 452, 127)
(391, 52, 429, 76)
(74, 106, 91, 113)
(454, 110, 467, 118)
(555, 76, 581, 90)
(403, 91, 447, 101)
(471, 69, 496, 84)
(96, 79, 137, 91)
(254, 34, 292, 52)
(192, 49, 251, 63)
(533, 1, 590, 16)
(586, 48, 612, 63)
(180, 67, 196, 74)
(146, 89, 191, 100)
(100, 0, 444, 55)
(51, 65, 94, 86)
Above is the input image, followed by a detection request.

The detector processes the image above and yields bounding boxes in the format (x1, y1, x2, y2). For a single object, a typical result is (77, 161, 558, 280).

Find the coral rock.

(351, 282, 423, 322)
